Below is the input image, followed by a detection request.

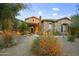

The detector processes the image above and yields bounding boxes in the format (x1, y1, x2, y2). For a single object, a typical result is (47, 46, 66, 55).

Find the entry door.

(30, 26, 35, 33)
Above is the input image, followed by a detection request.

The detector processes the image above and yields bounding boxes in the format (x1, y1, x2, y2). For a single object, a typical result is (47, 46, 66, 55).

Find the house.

(25, 16, 71, 35)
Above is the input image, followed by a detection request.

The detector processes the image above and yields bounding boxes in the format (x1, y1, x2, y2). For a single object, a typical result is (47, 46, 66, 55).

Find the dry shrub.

(31, 36, 61, 56)
(2, 32, 14, 48)
(0, 31, 18, 48)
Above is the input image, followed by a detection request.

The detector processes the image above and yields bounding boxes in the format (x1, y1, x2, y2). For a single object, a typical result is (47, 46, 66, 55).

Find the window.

(61, 24, 69, 32)
(48, 23, 52, 30)
(32, 19, 34, 22)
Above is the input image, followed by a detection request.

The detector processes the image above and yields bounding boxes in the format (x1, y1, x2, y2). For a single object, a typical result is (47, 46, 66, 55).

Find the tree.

(0, 4, 30, 48)
(68, 15, 79, 42)
(70, 14, 79, 35)
(69, 5, 79, 35)
(0, 3, 29, 32)
(70, 5, 79, 33)
(68, 5, 79, 41)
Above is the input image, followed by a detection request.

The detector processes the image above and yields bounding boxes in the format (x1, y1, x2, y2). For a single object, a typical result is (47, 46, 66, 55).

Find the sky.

(16, 3, 79, 21)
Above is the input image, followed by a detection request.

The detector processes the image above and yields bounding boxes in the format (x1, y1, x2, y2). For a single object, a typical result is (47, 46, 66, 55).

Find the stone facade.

(54, 18, 71, 34)
(25, 16, 71, 34)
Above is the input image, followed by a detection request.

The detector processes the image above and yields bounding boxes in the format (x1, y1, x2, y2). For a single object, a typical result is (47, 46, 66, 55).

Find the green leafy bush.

(68, 35, 75, 42)
(19, 22, 27, 35)
(53, 30, 61, 35)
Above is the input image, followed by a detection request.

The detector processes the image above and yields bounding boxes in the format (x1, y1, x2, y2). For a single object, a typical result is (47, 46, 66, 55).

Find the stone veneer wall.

(25, 17, 72, 34)
(43, 19, 71, 34)
(43, 21, 54, 32)
(54, 19, 71, 33)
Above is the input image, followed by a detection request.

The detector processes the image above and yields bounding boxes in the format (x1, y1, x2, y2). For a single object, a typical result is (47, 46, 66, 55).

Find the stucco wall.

(25, 18, 39, 24)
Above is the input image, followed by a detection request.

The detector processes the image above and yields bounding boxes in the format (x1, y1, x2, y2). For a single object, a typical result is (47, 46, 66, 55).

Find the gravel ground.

(0, 35, 79, 56)
(55, 36, 79, 56)
(0, 35, 33, 56)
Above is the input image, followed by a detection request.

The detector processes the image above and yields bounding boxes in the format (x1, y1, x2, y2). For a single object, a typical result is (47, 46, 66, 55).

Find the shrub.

(31, 36, 61, 56)
(68, 35, 75, 42)
(53, 30, 61, 35)
(0, 32, 18, 49)
(19, 22, 27, 35)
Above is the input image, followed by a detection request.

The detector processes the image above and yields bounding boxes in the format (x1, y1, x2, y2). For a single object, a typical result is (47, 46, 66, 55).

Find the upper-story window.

(32, 19, 34, 21)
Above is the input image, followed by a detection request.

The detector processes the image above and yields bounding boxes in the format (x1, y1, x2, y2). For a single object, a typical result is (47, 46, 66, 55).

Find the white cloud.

(52, 8, 60, 11)
(38, 11, 43, 16)
(52, 13, 58, 16)
(52, 14, 70, 19)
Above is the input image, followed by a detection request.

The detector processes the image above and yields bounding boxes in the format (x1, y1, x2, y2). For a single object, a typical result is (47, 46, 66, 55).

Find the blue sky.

(16, 3, 79, 20)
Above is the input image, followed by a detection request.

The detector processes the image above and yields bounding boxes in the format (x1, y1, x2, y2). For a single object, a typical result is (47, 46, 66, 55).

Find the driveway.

(55, 36, 79, 56)
(0, 35, 79, 56)
(0, 35, 33, 56)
